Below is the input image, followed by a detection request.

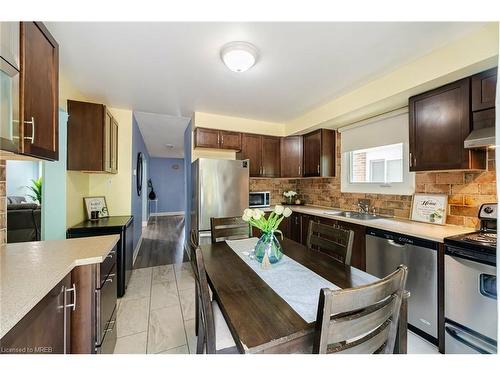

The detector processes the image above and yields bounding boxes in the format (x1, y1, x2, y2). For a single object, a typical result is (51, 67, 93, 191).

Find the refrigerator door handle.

(445, 325, 497, 354)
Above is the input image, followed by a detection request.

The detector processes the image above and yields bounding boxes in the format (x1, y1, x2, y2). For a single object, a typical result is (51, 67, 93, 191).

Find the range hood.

(464, 127, 496, 149)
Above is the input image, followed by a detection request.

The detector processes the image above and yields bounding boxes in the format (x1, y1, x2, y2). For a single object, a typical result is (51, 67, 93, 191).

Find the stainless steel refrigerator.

(192, 158, 249, 243)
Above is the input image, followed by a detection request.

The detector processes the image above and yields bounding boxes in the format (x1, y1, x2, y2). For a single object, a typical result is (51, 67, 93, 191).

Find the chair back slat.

(211, 216, 250, 243)
(328, 320, 391, 354)
(313, 265, 408, 354)
(328, 295, 396, 343)
(307, 221, 354, 265)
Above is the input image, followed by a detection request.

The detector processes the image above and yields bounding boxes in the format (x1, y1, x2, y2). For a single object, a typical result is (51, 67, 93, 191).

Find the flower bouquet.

(242, 205, 292, 268)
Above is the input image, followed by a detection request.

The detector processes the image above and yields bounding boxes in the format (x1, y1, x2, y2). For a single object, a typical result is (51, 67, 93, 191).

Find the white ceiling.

(134, 111, 190, 158)
(46, 22, 488, 157)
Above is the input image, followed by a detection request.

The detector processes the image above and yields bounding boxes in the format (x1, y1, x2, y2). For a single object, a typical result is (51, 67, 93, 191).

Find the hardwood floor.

(134, 215, 188, 269)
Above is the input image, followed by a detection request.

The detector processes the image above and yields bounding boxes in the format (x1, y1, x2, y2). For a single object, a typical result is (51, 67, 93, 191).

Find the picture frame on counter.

(410, 193, 448, 225)
(84, 196, 109, 220)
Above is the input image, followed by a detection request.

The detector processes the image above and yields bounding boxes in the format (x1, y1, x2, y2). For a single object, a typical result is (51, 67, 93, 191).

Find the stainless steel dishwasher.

(366, 228, 438, 343)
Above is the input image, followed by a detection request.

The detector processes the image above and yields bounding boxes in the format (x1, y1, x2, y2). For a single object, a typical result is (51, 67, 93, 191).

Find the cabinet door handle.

(409, 152, 413, 168)
(24, 116, 35, 144)
(298, 165, 301, 176)
(221, 134, 224, 145)
(104, 273, 116, 283)
(217, 133, 220, 146)
(262, 166, 265, 175)
(317, 164, 320, 174)
(65, 283, 77, 311)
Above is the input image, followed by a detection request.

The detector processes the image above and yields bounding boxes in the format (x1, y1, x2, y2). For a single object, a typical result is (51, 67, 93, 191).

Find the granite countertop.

(0, 235, 120, 339)
(263, 205, 474, 243)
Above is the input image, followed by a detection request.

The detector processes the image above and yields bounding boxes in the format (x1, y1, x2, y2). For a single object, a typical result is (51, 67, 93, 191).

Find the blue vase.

(254, 231, 283, 265)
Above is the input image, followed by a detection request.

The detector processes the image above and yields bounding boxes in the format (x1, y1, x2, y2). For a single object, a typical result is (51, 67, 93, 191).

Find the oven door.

(445, 254, 497, 340)
(0, 22, 20, 153)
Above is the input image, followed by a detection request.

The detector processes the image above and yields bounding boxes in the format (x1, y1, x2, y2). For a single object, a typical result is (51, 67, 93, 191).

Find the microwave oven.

(249, 191, 270, 208)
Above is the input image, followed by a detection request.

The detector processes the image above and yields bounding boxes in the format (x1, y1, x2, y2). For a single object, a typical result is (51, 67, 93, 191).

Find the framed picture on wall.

(84, 196, 109, 220)
(410, 193, 448, 225)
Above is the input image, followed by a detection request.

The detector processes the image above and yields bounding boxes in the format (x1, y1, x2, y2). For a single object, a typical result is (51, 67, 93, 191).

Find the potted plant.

(283, 190, 297, 205)
(27, 177, 42, 205)
(242, 205, 292, 268)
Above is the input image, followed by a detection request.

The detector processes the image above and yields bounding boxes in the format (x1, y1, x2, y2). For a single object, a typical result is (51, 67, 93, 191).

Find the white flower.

(283, 207, 292, 217)
(242, 213, 251, 222)
(243, 208, 253, 216)
(274, 205, 284, 215)
(252, 210, 263, 220)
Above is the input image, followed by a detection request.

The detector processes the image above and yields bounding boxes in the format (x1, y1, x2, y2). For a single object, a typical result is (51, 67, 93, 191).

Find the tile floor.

(115, 263, 440, 354)
(114, 262, 197, 354)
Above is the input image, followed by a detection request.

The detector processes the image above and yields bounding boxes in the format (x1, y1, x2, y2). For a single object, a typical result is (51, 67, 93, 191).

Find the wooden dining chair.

(307, 221, 354, 265)
(210, 216, 251, 243)
(313, 265, 408, 354)
(193, 246, 239, 354)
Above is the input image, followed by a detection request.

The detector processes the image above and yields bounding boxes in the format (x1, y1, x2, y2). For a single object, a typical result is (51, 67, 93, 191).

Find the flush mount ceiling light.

(220, 41, 258, 72)
(165, 144, 174, 149)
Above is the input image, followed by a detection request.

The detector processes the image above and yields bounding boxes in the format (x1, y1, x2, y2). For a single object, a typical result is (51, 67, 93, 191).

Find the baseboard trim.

(150, 211, 185, 217)
(132, 234, 143, 266)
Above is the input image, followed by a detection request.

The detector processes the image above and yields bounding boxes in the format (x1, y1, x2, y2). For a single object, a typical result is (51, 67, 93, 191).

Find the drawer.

(96, 264, 117, 344)
(99, 246, 117, 287)
(96, 307, 117, 354)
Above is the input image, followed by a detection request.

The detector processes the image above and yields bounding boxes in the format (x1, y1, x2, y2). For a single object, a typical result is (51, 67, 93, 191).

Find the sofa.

(7, 196, 41, 243)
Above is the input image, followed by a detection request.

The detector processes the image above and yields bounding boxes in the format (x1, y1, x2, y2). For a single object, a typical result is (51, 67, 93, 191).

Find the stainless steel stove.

(444, 203, 497, 354)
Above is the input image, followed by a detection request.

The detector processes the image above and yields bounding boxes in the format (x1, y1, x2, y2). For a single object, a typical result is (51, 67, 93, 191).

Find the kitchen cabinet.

(240, 134, 280, 177)
(67, 100, 119, 173)
(303, 129, 335, 177)
(70, 246, 117, 354)
(0, 273, 72, 354)
(280, 136, 303, 177)
(18, 22, 59, 160)
(193, 127, 242, 151)
(289, 213, 302, 243)
(409, 77, 486, 171)
(471, 67, 497, 112)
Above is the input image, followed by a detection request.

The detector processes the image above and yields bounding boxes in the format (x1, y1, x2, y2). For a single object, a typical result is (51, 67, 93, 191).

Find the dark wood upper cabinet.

(20, 22, 59, 161)
(194, 127, 219, 148)
(303, 129, 335, 177)
(67, 100, 119, 173)
(471, 67, 497, 112)
(261, 136, 280, 177)
(280, 136, 303, 177)
(240, 134, 280, 177)
(240, 133, 263, 177)
(220, 130, 241, 150)
(0, 273, 71, 354)
(409, 77, 486, 171)
(193, 127, 241, 151)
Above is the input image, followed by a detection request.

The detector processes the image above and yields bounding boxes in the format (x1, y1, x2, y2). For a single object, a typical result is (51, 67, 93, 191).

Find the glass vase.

(254, 231, 283, 265)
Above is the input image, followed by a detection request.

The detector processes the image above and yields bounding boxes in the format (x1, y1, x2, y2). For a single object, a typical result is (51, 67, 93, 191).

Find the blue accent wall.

(149, 158, 185, 213)
(131, 115, 150, 251)
(183, 121, 192, 240)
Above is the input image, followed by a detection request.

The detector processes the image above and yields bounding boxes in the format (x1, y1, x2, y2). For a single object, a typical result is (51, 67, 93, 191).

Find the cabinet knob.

(24, 116, 35, 144)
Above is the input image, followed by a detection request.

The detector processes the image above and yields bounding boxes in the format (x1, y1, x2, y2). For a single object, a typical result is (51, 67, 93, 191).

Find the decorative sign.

(411, 193, 448, 225)
(84, 196, 109, 220)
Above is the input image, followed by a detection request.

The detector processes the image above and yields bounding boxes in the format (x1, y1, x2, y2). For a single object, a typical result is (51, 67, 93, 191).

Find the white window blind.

(339, 109, 415, 195)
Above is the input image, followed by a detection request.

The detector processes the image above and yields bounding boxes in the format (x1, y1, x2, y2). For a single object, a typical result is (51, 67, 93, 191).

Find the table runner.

(226, 238, 339, 323)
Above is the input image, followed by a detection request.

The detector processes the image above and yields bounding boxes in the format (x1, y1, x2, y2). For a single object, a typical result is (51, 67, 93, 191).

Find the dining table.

(200, 237, 408, 354)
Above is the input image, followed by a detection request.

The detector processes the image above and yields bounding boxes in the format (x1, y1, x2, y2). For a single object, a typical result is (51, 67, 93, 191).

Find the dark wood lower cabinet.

(0, 274, 71, 354)
(71, 246, 117, 354)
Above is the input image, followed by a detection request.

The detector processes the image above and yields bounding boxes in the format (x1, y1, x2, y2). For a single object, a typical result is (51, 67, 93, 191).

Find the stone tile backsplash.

(250, 132, 496, 229)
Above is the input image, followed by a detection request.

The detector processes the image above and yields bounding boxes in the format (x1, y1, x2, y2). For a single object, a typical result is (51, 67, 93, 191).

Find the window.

(340, 110, 415, 195)
(349, 143, 404, 184)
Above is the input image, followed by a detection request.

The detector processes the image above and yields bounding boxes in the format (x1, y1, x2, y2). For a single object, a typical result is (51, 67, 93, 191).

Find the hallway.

(134, 215, 188, 269)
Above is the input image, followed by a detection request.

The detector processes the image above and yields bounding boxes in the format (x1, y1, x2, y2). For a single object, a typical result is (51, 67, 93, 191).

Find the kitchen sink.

(322, 210, 344, 216)
(334, 211, 380, 220)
